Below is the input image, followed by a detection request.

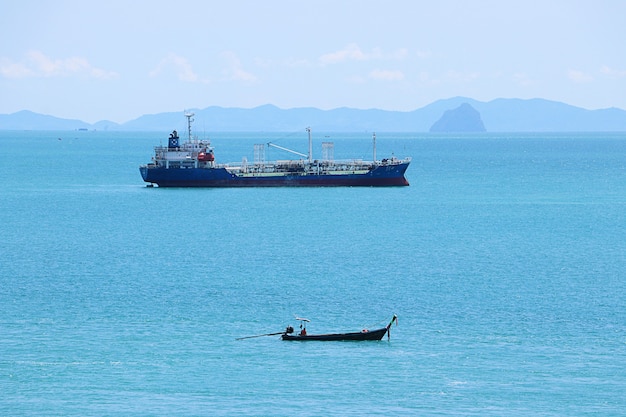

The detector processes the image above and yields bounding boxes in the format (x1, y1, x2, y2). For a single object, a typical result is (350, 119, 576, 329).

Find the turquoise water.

(1, 130, 625, 416)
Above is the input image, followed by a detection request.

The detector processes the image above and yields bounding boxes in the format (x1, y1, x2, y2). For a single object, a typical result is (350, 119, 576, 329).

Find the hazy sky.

(1, 1, 625, 123)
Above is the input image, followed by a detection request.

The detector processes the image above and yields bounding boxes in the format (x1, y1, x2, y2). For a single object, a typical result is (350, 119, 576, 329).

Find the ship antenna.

(373, 132, 377, 163)
(185, 112, 195, 141)
(306, 127, 312, 163)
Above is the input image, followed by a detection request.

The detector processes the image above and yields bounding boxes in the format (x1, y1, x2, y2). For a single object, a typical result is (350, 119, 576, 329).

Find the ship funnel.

(168, 130, 180, 148)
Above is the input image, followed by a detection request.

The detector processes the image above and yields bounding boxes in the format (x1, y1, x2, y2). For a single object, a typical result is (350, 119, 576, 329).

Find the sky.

(1, 0, 625, 124)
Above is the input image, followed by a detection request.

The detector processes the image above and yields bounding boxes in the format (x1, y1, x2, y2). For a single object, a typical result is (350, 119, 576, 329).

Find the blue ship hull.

(139, 162, 410, 187)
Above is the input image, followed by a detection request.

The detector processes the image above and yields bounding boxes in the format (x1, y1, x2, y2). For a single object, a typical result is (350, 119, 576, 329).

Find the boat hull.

(139, 162, 410, 187)
(281, 326, 389, 341)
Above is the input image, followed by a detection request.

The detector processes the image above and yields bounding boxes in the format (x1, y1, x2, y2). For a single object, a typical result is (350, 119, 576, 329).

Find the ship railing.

(146, 156, 411, 171)
(153, 143, 211, 153)
(379, 156, 411, 165)
(322, 157, 410, 166)
(216, 157, 409, 171)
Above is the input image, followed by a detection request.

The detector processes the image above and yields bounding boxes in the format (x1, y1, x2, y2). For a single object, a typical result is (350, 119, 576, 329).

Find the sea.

(1, 129, 625, 416)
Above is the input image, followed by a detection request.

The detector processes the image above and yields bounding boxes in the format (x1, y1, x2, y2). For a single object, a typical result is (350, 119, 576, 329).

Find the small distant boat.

(281, 315, 398, 341)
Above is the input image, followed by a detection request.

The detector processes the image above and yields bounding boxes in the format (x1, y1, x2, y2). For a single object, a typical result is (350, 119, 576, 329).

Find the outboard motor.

(285, 326, 294, 334)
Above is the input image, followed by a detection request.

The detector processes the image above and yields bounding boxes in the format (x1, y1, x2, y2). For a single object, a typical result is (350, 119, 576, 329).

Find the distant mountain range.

(2, 97, 626, 132)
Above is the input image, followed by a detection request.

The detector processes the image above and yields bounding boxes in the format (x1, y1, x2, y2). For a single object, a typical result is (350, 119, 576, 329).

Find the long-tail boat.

(280, 315, 398, 341)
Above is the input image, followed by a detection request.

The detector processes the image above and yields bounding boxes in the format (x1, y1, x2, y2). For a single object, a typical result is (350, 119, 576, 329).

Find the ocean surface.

(1, 129, 625, 416)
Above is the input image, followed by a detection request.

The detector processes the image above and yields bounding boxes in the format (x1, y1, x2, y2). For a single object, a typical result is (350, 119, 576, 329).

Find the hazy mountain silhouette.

(2, 98, 626, 132)
(429, 103, 486, 132)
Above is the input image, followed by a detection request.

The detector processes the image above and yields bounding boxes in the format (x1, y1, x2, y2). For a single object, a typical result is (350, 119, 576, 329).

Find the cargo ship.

(139, 113, 411, 187)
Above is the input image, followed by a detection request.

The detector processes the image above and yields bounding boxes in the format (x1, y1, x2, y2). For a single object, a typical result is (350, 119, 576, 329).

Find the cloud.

(415, 50, 432, 59)
(567, 69, 593, 83)
(150, 52, 257, 84)
(319, 44, 368, 65)
(220, 51, 257, 82)
(369, 69, 404, 81)
(150, 54, 200, 82)
(0, 59, 34, 78)
(0, 51, 118, 79)
(601, 66, 626, 78)
(319, 43, 408, 65)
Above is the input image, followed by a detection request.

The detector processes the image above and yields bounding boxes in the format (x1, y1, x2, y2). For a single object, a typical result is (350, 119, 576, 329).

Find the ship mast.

(373, 132, 377, 162)
(185, 112, 195, 141)
(306, 127, 312, 163)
